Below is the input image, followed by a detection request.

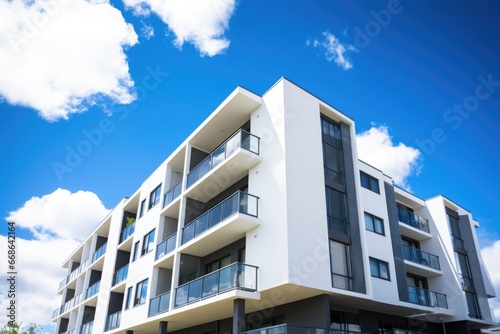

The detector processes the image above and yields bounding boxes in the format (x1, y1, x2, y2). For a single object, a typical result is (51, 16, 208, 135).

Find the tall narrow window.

(132, 241, 140, 261)
(124, 286, 133, 309)
(149, 184, 162, 209)
(448, 214, 464, 248)
(330, 240, 353, 291)
(465, 291, 481, 319)
(134, 279, 149, 306)
(455, 252, 473, 287)
(138, 199, 146, 218)
(325, 187, 349, 235)
(141, 229, 155, 256)
(321, 118, 344, 185)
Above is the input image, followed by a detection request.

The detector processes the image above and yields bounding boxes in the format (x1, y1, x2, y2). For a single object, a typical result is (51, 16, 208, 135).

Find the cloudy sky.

(1, 0, 499, 332)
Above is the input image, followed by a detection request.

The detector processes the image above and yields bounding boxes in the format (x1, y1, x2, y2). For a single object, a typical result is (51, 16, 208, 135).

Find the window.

(132, 241, 140, 261)
(138, 199, 146, 218)
(448, 214, 464, 248)
(465, 291, 481, 319)
(364, 212, 384, 235)
(455, 252, 473, 287)
(134, 279, 149, 306)
(325, 187, 349, 235)
(206, 255, 231, 274)
(141, 229, 155, 256)
(360, 171, 380, 194)
(330, 240, 353, 290)
(124, 286, 133, 309)
(370, 257, 390, 280)
(149, 184, 162, 209)
(330, 311, 360, 332)
(321, 118, 344, 185)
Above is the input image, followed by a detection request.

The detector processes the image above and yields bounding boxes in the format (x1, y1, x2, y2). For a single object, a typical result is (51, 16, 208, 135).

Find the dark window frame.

(138, 199, 146, 218)
(124, 286, 133, 309)
(149, 184, 162, 209)
(141, 229, 155, 256)
(329, 240, 353, 291)
(132, 241, 140, 261)
(370, 257, 390, 280)
(134, 278, 149, 306)
(364, 212, 385, 235)
(360, 171, 380, 194)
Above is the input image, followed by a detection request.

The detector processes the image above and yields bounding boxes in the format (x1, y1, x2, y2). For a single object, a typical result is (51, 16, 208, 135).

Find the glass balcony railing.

(182, 191, 258, 245)
(380, 330, 427, 334)
(186, 129, 260, 189)
(113, 264, 129, 286)
(92, 243, 107, 263)
(120, 222, 135, 243)
(86, 281, 100, 299)
(148, 291, 171, 317)
(105, 311, 121, 331)
(155, 233, 177, 260)
(402, 245, 440, 270)
(398, 207, 430, 233)
(53, 293, 83, 318)
(80, 321, 93, 334)
(175, 262, 258, 308)
(243, 324, 371, 334)
(407, 286, 448, 308)
(164, 180, 182, 208)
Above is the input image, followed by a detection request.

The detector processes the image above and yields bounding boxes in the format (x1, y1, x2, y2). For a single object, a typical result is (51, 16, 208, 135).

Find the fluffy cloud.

(356, 125, 422, 190)
(123, 0, 236, 56)
(308, 31, 356, 70)
(481, 240, 500, 320)
(1, 189, 109, 332)
(6, 188, 110, 240)
(0, 0, 138, 122)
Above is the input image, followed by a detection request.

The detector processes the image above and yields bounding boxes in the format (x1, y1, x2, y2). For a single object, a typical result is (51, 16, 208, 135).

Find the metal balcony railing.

(164, 180, 182, 208)
(243, 324, 372, 334)
(148, 291, 171, 317)
(155, 233, 177, 260)
(186, 129, 260, 189)
(398, 207, 429, 233)
(113, 265, 129, 286)
(182, 191, 258, 245)
(92, 243, 107, 263)
(80, 321, 93, 334)
(105, 311, 121, 331)
(402, 245, 440, 270)
(86, 281, 100, 299)
(120, 222, 135, 243)
(175, 262, 257, 308)
(407, 286, 448, 308)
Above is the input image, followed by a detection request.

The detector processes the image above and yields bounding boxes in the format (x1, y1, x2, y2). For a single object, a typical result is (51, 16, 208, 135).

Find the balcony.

(80, 321, 93, 334)
(398, 208, 430, 241)
(105, 311, 121, 331)
(86, 281, 100, 299)
(180, 191, 259, 256)
(402, 245, 441, 276)
(155, 233, 177, 261)
(407, 286, 448, 308)
(174, 262, 257, 308)
(148, 291, 171, 317)
(53, 293, 83, 319)
(164, 180, 182, 208)
(185, 129, 261, 202)
(243, 324, 371, 334)
(113, 264, 129, 286)
(120, 222, 135, 244)
(92, 243, 107, 263)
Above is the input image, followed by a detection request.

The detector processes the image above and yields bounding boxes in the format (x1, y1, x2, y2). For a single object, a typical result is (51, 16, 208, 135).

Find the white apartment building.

(52, 78, 497, 334)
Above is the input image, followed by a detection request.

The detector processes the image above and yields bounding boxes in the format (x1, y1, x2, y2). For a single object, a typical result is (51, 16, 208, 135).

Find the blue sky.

(1, 0, 499, 331)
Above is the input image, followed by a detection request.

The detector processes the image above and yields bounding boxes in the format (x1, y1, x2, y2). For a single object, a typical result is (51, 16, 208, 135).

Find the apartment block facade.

(52, 78, 497, 334)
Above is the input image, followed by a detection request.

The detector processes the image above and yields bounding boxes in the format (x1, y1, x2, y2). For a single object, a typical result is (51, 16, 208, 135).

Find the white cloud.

(0, 0, 138, 122)
(1, 189, 109, 332)
(309, 31, 356, 70)
(123, 0, 236, 56)
(140, 22, 155, 40)
(356, 124, 422, 190)
(6, 188, 110, 240)
(482, 240, 500, 321)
